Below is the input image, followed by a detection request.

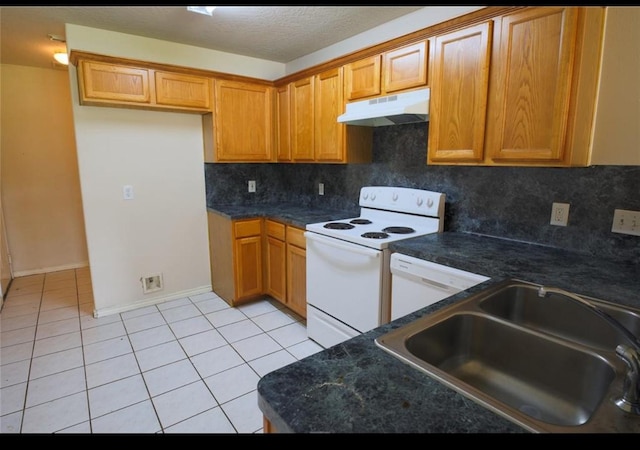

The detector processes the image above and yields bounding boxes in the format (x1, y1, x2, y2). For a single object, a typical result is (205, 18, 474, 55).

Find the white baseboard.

(13, 261, 90, 278)
(92, 284, 214, 318)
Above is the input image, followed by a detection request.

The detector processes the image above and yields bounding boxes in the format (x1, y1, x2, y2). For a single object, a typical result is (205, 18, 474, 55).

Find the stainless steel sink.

(375, 279, 640, 433)
(477, 284, 640, 351)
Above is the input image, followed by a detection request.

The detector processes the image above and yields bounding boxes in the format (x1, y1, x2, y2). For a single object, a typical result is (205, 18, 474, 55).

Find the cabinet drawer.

(266, 220, 286, 240)
(286, 226, 306, 249)
(234, 219, 262, 238)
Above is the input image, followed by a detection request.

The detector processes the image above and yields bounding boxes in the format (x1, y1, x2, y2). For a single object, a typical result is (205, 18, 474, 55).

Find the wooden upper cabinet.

(344, 41, 428, 101)
(344, 55, 382, 101)
(75, 58, 212, 113)
(210, 79, 273, 162)
(276, 84, 292, 162)
(279, 68, 372, 164)
(383, 41, 429, 93)
(428, 21, 493, 163)
(314, 68, 344, 162)
(428, 6, 605, 167)
(486, 7, 579, 163)
(78, 60, 151, 104)
(290, 77, 315, 161)
(154, 71, 211, 109)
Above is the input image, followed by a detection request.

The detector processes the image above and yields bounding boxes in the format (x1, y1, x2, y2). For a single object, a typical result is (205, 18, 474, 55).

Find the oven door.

(305, 231, 385, 339)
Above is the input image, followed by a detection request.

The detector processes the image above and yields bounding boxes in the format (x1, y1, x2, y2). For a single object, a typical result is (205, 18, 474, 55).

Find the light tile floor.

(0, 267, 323, 433)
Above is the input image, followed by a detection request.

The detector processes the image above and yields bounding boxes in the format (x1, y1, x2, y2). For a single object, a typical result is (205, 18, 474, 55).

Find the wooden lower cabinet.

(265, 220, 287, 303)
(208, 213, 264, 306)
(285, 226, 307, 317)
(209, 215, 306, 316)
(264, 220, 307, 317)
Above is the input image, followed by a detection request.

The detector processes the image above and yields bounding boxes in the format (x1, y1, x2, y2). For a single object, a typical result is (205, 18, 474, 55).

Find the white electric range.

(304, 186, 446, 348)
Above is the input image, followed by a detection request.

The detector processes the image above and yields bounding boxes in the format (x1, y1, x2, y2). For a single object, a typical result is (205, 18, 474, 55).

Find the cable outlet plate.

(550, 202, 570, 226)
(142, 273, 163, 294)
(318, 183, 324, 195)
(612, 209, 640, 236)
(248, 180, 256, 193)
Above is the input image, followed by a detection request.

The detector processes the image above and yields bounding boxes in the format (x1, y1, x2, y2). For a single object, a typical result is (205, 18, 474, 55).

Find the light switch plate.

(123, 185, 134, 200)
(612, 209, 640, 236)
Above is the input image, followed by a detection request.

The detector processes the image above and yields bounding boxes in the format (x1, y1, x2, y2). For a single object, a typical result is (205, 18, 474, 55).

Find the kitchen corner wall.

(205, 122, 640, 265)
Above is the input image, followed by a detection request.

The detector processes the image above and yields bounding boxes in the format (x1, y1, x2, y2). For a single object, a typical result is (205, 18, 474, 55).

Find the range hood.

(337, 87, 430, 127)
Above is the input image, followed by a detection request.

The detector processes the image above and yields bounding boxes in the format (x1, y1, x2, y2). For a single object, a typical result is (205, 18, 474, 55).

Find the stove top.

(307, 214, 439, 249)
(306, 187, 446, 249)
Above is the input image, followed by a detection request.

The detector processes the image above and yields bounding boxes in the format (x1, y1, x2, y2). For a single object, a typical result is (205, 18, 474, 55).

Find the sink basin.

(478, 283, 640, 351)
(403, 313, 614, 427)
(375, 279, 640, 433)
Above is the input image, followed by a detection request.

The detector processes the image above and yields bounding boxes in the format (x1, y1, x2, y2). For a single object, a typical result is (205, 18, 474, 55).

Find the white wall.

(65, 24, 287, 80)
(590, 7, 640, 165)
(66, 40, 212, 316)
(69, 90, 211, 315)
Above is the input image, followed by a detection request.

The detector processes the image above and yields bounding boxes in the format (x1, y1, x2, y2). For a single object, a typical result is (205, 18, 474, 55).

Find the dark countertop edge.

(207, 204, 359, 229)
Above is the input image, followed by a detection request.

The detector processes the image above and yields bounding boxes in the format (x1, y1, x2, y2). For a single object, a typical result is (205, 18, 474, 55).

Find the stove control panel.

(359, 186, 445, 218)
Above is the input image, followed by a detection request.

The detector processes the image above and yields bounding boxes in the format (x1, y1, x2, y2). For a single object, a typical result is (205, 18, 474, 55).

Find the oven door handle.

(304, 232, 381, 259)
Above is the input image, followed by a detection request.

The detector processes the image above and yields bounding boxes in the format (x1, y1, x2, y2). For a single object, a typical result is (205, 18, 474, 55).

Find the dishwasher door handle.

(416, 276, 455, 292)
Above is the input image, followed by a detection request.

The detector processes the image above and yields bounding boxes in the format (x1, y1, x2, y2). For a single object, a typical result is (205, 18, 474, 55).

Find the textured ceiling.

(0, 6, 432, 70)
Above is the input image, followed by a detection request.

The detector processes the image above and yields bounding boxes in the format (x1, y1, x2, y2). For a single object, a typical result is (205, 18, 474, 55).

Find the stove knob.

(416, 197, 423, 206)
(392, 193, 398, 201)
(362, 193, 368, 200)
(371, 193, 376, 201)
(427, 198, 434, 208)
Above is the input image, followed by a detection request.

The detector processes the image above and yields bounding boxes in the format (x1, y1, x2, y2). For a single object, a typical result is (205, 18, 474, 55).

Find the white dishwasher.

(390, 253, 490, 321)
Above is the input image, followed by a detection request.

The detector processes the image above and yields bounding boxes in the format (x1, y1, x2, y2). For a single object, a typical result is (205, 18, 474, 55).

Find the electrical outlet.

(248, 180, 256, 193)
(318, 183, 324, 195)
(550, 202, 570, 226)
(612, 209, 640, 236)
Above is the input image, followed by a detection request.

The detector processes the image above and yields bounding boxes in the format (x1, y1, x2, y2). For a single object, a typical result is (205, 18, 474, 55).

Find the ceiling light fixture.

(187, 6, 216, 16)
(53, 52, 69, 65)
(48, 34, 69, 65)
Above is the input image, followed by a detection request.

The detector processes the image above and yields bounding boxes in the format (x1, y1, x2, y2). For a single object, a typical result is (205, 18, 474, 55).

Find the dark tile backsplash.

(205, 123, 640, 264)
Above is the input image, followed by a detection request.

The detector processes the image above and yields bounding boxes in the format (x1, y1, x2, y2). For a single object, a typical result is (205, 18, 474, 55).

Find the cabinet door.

(383, 41, 428, 93)
(234, 235, 263, 301)
(487, 7, 579, 163)
(155, 71, 212, 109)
(265, 220, 286, 303)
(286, 243, 307, 318)
(428, 22, 493, 163)
(344, 55, 381, 100)
(266, 237, 286, 303)
(291, 77, 315, 161)
(314, 68, 344, 162)
(276, 85, 292, 162)
(213, 80, 273, 162)
(79, 61, 151, 104)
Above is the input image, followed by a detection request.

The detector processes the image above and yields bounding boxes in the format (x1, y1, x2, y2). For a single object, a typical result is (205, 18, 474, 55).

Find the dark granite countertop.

(207, 203, 358, 229)
(257, 231, 640, 433)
